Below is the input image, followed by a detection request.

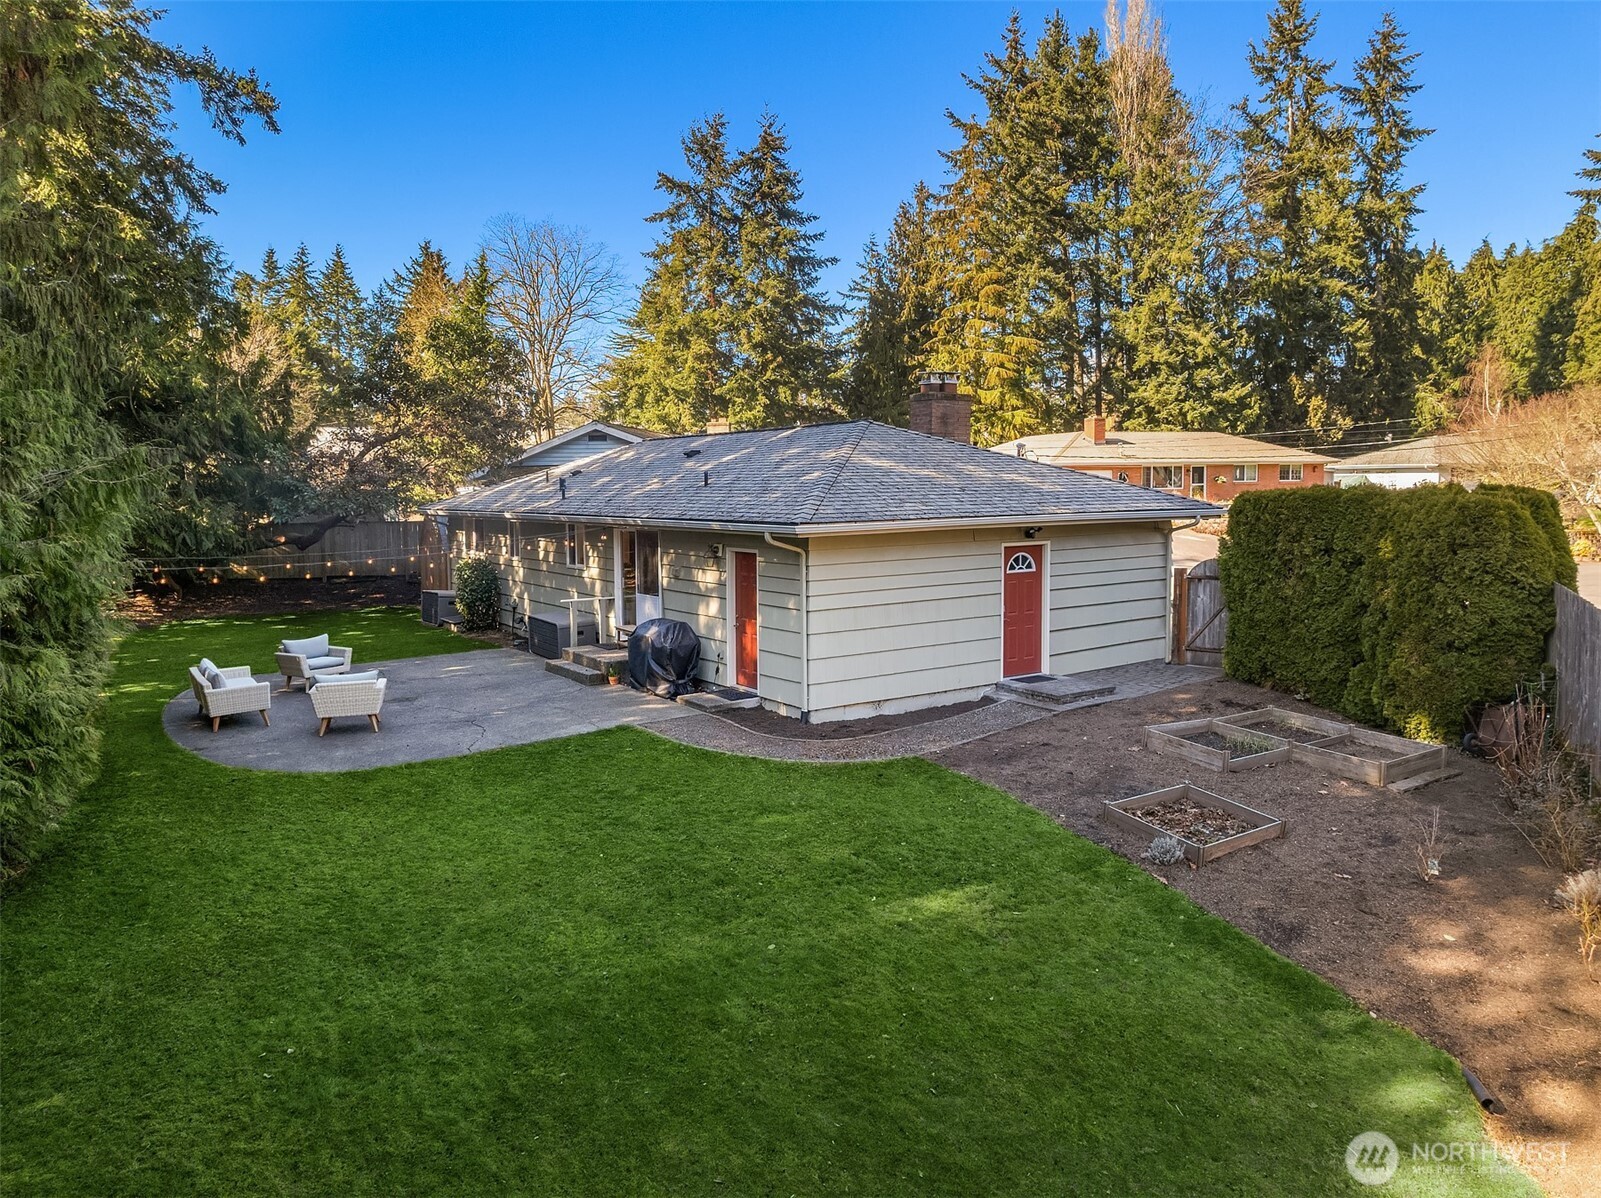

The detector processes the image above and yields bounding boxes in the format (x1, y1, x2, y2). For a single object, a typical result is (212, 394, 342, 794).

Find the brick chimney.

(1084, 413, 1107, 445)
(909, 372, 973, 444)
(705, 417, 732, 435)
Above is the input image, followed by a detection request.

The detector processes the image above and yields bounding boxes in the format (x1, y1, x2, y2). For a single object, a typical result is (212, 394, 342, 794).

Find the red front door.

(1002, 545, 1044, 677)
(733, 551, 759, 690)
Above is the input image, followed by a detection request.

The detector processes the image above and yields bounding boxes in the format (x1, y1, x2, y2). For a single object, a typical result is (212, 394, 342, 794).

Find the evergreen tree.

(841, 185, 942, 423)
(1343, 12, 1429, 421)
(1412, 245, 1471, 429)
(1570, 133, 1601, 204)
(0, 0, 276, 871)
(314, 245, 367, 373)
(1236, 0, 1362, 428)
(725, 112, 840, 427)
(603, 115, 740, 432)
(1106, 0, 1254, 430)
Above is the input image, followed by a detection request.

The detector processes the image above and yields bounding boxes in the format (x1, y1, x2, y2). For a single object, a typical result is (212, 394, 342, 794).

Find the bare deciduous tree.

(482, 214, 625, 440)
(1460, 385, 1601, 540)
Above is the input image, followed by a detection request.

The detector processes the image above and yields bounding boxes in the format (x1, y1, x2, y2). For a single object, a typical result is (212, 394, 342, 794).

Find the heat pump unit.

(421, 589, 458, 626)
(527, 608, 599, 658)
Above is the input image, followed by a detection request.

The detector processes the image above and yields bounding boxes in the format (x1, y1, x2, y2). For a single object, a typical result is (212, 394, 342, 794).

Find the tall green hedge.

(1220, 484, 1572, 741)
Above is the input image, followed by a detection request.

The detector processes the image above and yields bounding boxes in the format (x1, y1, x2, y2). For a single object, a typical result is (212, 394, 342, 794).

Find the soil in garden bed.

(932, 676, 1601, 1198)
(1183, 728, 1280, 755)
(1131, 797, 1252, 844)
(710, 696, 994, 741)
(1235, 718, 1338, 744)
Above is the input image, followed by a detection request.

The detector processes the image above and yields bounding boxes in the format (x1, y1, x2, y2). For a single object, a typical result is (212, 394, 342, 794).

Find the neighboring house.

(1326, 433, 1485, 489)
(990, 418, 1335, 503)
(426, 384, 1216, 723)
(477, 419, 662, 483)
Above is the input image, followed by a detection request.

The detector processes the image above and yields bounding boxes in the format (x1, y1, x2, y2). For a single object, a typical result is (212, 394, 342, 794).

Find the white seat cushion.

(313, 670, 380, 686)
(305, 655, 345, 670)
(281, 634, 330, 658)
(220, 674, 260, 689)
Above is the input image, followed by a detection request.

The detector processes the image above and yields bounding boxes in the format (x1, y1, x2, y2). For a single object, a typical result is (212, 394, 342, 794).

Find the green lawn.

(1, 609, 1529, 1196)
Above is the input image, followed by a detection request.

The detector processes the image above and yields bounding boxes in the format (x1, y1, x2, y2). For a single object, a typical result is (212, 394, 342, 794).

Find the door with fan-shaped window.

(1001, 545, 1045, 677)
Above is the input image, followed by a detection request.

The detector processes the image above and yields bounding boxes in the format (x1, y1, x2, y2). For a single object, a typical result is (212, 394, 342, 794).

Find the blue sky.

(158, 1, 1601, 297)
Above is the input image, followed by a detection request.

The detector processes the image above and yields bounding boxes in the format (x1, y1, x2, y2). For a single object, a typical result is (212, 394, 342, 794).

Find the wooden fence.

(196, 520, 447, 585)
(1552, 583, 1601, 766)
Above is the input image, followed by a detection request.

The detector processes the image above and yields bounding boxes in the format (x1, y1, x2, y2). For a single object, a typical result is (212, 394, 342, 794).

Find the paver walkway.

(163, 649, 691, 772)
(650, 662, 1220, 762)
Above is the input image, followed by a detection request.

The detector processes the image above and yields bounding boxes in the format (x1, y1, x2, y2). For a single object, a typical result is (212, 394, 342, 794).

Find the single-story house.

(990, 418, 1335, 504)
(474, 419, 661, 483)
(426, 394, 1216, 723)
(1326, 433, 1485, 489)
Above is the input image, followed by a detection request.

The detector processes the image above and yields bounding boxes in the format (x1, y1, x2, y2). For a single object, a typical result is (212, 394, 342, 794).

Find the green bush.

(1220, 484, 1561, 742)
(453, 557, 502, 632)
(1474, 483, 1578, 590)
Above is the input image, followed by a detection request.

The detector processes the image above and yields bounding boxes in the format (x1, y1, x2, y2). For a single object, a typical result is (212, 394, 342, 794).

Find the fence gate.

(1172, 558, 1227, 667)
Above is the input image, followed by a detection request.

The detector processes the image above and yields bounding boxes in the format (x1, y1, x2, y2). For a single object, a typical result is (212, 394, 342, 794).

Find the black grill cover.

(627, 618, 702, 697)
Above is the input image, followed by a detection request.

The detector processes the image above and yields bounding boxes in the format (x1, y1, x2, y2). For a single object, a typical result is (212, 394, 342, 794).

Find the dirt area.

(1237, 717, 1337, 744)
(118, 577, 422, 627)
(711, 696, 994, 741)
(931, 676, 1600, 1198)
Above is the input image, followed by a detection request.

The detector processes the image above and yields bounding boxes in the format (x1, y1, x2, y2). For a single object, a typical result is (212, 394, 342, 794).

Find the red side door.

(734, 551, 759, 690)
(1002, 545, 1044, 677)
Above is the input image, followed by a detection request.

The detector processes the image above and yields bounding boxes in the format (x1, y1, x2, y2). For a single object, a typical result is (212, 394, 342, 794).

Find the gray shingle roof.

(991, 429, 1337, 465)
(428, 421, 1219, 531)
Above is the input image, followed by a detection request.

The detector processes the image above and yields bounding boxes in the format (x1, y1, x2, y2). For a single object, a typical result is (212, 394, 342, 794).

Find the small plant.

(605, 663, 623, 685)
(1143, 834, 1186, 866)
(453, 556, 501, 632)
(1414, 805, 1442, 882)
(1554, 869, 1601, 977)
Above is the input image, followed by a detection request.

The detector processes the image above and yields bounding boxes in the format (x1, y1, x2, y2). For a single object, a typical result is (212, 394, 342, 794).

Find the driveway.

(164, 649, 691, 772)
(1578, 560, 1601, 606)
(1172, 529, 1220, 569)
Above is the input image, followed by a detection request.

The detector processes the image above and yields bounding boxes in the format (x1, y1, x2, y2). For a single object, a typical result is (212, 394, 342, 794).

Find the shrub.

(453, 557, 502, 632)
(1475, 483, 1578, 589)
(1220, 484, 1561, 741)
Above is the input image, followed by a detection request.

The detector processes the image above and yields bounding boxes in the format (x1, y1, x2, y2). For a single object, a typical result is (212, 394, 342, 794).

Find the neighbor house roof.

(990, 430, 1336, 467)
(1326, 433, 1484, 472)
(503, 419, 661, 466)
(427, 420, 1218, 535)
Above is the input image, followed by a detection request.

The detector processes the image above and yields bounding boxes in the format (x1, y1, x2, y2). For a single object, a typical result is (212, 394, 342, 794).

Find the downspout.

(763, 532, 809, 719)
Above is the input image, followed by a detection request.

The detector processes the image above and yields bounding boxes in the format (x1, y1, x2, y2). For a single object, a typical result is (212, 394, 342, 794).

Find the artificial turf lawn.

(0, 609, 1531, 1196)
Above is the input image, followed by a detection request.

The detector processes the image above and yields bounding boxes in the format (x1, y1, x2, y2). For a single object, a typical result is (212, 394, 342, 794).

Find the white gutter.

(423, 508, 1219, 536)
(762, 532, 809, 719)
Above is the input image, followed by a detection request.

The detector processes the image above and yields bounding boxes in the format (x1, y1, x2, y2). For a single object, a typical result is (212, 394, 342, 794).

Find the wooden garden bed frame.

(1214, 707, 1351, 743)
(1142, 717, 1291, 772)
(1102, 783, 1286, 866)
(1288, 726, 1447, 786)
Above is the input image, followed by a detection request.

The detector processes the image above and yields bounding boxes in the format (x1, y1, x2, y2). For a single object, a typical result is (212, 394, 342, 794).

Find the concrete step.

(546, 658, 606, 686)
(563, 645, 628, 672)
(994, 673, 1117, 707)
(678, 688, 761, 712)
(1388, 767, 1463, 793)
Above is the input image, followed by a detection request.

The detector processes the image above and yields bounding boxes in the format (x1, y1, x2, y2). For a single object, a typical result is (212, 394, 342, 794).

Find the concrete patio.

(162, 648, 692, 772)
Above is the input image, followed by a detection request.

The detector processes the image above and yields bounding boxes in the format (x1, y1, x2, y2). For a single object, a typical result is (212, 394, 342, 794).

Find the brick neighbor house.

(989, 418, 1335, 504)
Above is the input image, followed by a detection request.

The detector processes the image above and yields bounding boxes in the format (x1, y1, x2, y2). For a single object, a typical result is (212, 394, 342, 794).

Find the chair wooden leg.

(368, 713, 380, 733)
(260, 709, 270, 727)
(211, 716, 221, 733)
(318, 717, 330, 737)
(284, 674, 293, 691)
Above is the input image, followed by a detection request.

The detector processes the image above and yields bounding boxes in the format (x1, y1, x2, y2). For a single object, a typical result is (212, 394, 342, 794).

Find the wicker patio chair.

(274, 634, 354, 691)
(188, 664, 272, 733)
(308, 675, 387, 735)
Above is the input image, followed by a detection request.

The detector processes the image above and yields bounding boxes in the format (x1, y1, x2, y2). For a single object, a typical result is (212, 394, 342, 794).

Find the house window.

(1148, 465, 1183, 489)
(585, 430, 609, 442)
(1279, 464, 1303, 482)
(1232, 464, 1259, 483)
(564, 523, 585, 568)
(1005, 551, 1038, 573)
(466, 518, 484, 551)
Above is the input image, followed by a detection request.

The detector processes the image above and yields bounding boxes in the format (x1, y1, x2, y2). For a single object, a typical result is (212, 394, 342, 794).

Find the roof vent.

(703, 470, 711, 487)
(684, 448, 702, 458)
(558, 478, 567, 499)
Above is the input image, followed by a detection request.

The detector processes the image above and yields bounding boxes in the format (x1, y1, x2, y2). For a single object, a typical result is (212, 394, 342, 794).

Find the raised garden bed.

(1290, 726, 1447, 786)
(1215, 707, 1351, 744)
(1102, 783, 1285, 865)
(1143, 718, 1290, 772)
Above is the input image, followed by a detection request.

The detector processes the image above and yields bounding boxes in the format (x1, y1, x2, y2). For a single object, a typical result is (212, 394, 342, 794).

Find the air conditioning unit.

(421, 589, 458, 626)
(527, 608, 599, 658)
